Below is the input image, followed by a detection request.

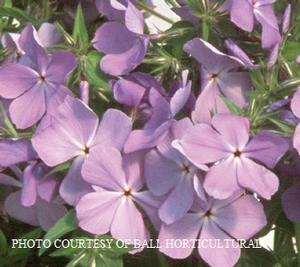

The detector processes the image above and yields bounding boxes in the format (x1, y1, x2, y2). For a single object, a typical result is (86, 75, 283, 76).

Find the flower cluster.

(1, 1, 300, 267)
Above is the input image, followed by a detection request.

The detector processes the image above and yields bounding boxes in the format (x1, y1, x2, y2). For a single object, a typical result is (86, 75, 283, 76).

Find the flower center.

(83, 146, 90, 155)
(181, 162, 193, 177)
(39, 75, 46, 82)
(204, 209, 212, 218)
(124, 189, 132, 197)
(233, 150, 242, 158)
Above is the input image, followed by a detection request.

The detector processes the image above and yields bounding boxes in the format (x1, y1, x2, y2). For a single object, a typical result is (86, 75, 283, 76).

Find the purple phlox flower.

(0, 24, 76, 129)
(224, 39, 259, 69)
(0, 139, 66, 230)
(229, 0, 281, 49)
(1, 22, 61, 64)
(174, 114, 289, 200)
(158, 188, 267, 267)
(144, 118, 207, 225)
(297, 55, 300, 64)
(111, 72, 166, 124)
(124, 70, 192, 153)
(184, 38, 251, 123)
(76, 146, 161, 245)
(93, 2, 149, 76)
(32, 96, 132, 206)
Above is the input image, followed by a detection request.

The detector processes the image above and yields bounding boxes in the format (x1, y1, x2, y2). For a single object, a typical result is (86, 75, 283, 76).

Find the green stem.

(294, 223, 300, 267)
(137, 2, 175, 24)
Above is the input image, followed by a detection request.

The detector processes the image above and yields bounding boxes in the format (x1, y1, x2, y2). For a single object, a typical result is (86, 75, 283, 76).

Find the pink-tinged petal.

(213, 195, 267, 239)
(124, 120, 172, 153)
(159, 177, 194, 224)
(178, 124, 231, 165)
(125, 2, 144, 34)
(198, 220, 241, 267)
(191, 81, 229, 124)
(244, 131, 289, 168)
(144, 89, 171, 129)
(297, 55, 300, 64)
(37, 23, 61, 48)
(230, 0, 254, 32)
(82, 146, 126, 191)
(46, 51, 76, 84)
(145, 149, 181, 196)
(157, 118, 193, 163)
(282, 4, 291, 33)
(32, 96, 98, 166)
(225, 39, 259, 68)
(0, 64, 38, 99)
(21, 164, 38, 207)
(100, 38, 148, 76)
(76, 191, 122, 235)
(59, 157, 92, 206)
(38, 175, 60, 202)
(79, 80, 89, 104)
(93, 22, 136, 54)
(123, 151, 144, 191)
(36, 199, 67, 230)
(159, 214, 202, 259)
(282, 182, 300, 222)
(113, 79, 146, 107)
(0, 139, 37, 167)
(218, 71, 250, 108)
(183, 38, 242, 73)
(267, 44, 279, 68)
(170, 84, 191, 116)
(291, 88, 300, 118)
(237, 157, 279, 199)
(254, 6, 281, 49)
(18, 25, 48, 71)
(204, 157, 241, 199)
(45, 85, 73, 115)
(111, 197, 149, 242)
(211, 114, 250, 150)
(0, 173, 21, 187)
(9, 85, 46, 129)
(4, 191, 39, 226)
(294, 124, 300, 154)
(92, 109, 132, 150)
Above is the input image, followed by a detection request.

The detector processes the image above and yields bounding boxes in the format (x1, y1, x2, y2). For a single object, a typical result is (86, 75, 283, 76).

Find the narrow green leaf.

(0, 7, 43, 26)
(86, 51, 110, 91)
(73, 2, 89, 50)
(0, 229, 7, 255)
(221, 96, 245, 116)
(39, 209, 78, 256)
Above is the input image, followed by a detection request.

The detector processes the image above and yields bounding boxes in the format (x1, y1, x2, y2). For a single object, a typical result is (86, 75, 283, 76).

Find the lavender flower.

(174, 114, 288, 199)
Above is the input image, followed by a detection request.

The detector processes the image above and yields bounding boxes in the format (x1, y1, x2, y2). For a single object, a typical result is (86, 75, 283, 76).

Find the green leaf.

(86, 51, 110, 91)
(73, 3, 89, 51)
(0, 229, 7, 255)
(221, 96, 245, 116)
(0, 7, 43, 26)
(39, 209, 78, 256)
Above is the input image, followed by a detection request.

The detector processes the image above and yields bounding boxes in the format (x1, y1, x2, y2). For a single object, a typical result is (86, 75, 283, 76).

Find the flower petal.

(237, 158, 279, 199)
(159, 214, 202, 259)
(213, 195, 267, 239)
